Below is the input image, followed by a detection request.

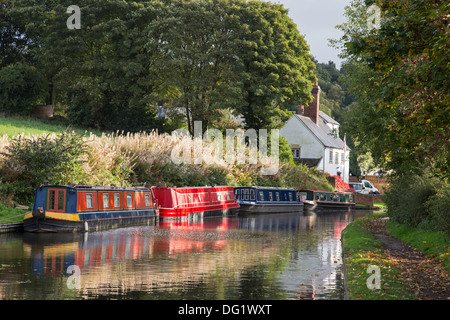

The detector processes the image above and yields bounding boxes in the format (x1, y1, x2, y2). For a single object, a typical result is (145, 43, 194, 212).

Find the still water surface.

(0, 211, 367, 300)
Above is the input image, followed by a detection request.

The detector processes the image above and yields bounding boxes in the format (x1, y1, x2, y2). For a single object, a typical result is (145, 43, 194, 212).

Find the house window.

(341, 152, 345, 163)
(114, 193, 121, 208)
(329, 150, 333, 163)
(103, 193, 109, 209)
(86, 193, 93, 209)
(291, 148, 301, 159)
(335, 151, 339, 164)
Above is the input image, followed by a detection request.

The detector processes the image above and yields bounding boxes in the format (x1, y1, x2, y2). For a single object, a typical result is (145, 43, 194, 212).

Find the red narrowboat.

(151, 186, 240, 221)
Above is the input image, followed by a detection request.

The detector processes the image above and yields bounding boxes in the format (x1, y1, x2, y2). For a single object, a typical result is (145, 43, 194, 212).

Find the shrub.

(385, 173, 450, 233)
(0, 131, 86, 203)
(424, 181, 450, 233)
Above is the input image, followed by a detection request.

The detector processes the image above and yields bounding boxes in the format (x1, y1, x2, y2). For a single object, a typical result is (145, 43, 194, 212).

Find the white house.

(280, 83, 350, 183)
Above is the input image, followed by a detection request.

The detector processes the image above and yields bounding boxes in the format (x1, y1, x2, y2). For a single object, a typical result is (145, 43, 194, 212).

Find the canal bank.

(341, 212, 450, 300)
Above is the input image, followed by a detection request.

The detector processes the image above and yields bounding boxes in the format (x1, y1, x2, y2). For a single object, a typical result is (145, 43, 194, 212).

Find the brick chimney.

(304, 82, 320, 125)
(296, 105, 304, 115)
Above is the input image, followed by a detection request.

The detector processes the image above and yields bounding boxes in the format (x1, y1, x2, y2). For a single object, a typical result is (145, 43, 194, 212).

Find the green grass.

(374, 202, 387, 208)
(342, 213, 417, 300)
(0, 116, 101, 137)
(387, 221, 450, 274)
(0, 204, 29, 223)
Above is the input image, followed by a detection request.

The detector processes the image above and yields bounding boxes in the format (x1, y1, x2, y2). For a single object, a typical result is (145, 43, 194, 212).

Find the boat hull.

(23, 210, 158, 233)
(306, 202, 355, 212)
(159, 207, 239, 221)
(238, 203, 303, 214)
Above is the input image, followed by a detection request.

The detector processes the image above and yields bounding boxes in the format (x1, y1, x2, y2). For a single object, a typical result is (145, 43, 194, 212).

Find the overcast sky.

(267, 0, 352, 69)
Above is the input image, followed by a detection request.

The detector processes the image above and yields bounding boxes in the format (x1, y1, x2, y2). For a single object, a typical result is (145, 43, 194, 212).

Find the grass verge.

(342, 212, 417, 300)
(387, 221, 450, 274)
(0, 116, 101, 137)
(0, 204, 29, 223)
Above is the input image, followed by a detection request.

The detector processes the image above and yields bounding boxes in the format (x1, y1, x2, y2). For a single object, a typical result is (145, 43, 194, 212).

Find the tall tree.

(10, 0, 166, 131)
(147, 0, 243, 135)
(333, 0, 449, 177)
(233, 0, 316, 130)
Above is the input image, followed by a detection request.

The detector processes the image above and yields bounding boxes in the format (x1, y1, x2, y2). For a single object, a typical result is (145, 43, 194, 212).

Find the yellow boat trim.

(23, 211, 80, 221)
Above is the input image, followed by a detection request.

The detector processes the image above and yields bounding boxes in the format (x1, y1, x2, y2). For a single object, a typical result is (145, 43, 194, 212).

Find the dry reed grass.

(0, 130, 332, 190)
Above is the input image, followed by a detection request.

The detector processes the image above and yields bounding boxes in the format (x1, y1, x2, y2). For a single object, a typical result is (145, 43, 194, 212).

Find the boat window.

(57, 190, 65, 211)
(145, 193, 151, 207)
(188, 194, 193, 203)
(114, 193, 121, 207)
(48, 190, 56, 210)
(235, 189, 239, 200)
(103, 193, 109, 208)
(276, 192, 280, 201)
(289, 193, 293, 201)
(269, 192, 273, 201)
(86, 193, 93, 209)
(259, 191, 264, 201)
(227, 192, 231, 200)
(126, 193, 132, 207)
(198, 194, 202, 202)
(250, 189, 255, 200)
(241, 189, 244, 199)
(244, 189, 249, 200)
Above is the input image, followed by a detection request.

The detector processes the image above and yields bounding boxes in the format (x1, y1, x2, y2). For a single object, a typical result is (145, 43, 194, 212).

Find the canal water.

(0, 211, 367, 300)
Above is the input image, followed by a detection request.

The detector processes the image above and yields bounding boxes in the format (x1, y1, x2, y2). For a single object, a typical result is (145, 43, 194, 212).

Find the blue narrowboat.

(297, 189, 355, 211)
(234, 186, 303, 214)
(23, 184, 159, 232)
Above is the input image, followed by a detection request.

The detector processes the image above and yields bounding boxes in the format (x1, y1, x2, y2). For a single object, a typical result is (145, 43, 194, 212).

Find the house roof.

(293, 114, 349, 150)
(319, 111, 339, 125)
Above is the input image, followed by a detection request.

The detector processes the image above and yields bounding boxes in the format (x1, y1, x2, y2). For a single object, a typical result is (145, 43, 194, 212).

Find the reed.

(0, 130, 333, 205)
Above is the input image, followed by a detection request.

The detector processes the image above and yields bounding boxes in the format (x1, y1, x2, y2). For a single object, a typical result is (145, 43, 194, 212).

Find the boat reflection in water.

(20, 212, 359, 300)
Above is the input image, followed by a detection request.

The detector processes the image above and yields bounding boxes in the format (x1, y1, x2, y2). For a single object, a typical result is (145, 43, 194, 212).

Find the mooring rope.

(0, 211, 29, 223)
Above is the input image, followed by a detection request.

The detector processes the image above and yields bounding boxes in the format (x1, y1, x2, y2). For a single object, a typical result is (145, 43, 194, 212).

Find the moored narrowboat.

(23, 184, 159, 232)
(151, 186, 239, 221)
(297, 189, 355, 211)
(234, 186, 303, 214)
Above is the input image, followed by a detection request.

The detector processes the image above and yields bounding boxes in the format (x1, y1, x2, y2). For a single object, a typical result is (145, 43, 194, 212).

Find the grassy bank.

(341, 212, 417, 300)
(0, 204, 29, 223)
(387, 222, 450, 274)
(342, 212, 450, 299)
(0, 115, 102, 137)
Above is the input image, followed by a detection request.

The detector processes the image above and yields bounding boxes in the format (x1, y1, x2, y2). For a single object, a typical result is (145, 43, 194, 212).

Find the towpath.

(366, 218, 449, 300)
